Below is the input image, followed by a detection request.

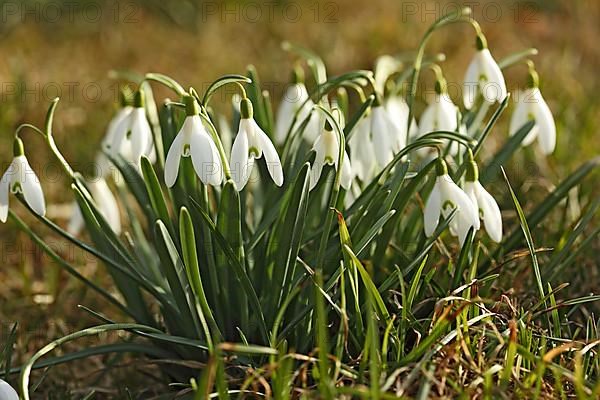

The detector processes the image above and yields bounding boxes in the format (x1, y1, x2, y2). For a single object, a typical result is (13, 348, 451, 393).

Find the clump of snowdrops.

(1, 7, 599, 399)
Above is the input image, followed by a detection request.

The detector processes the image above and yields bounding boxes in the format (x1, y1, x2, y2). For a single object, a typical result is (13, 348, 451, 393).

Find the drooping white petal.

(309, 135, 325, 190)
(385, 96, 412, 142)
(189, 117, 222, 186)
(340, 150, 354, 190)
(0, 169, 11, 223)
(439, 175, 480, 245)
(92, 179, 121, 234)
(102, 106, 133, 152)
(303, 109, 322, 143)
(463, 54, 481, 109)
(164, 132, 185, 187)
(371, 106, 394, 167)
(67, 200, 85, 235)
(275, 83, 309, 144)
(349, 116, 375, 181)
(0, 379, 19, 400)
(253, 120, 284, 186)
(424, 179, 442, 237)
(230, 120, 251, 190)
(129, 108, 152, 163)
(509, 89, 537, 145)
(474, 181, 502, 242)
(532, 89, 556, 154)
(20, 156, 45, 217)
(479, 49, 507, 104)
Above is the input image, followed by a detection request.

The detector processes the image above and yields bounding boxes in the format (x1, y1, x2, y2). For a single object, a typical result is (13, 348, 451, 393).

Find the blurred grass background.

(0, 0, 598, 394)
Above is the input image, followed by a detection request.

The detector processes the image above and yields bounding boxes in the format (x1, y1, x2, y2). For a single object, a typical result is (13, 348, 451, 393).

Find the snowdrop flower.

(463, 35, 507, 109)
(463, 158, 502, 242)
(349, 114, 376, 182)
(230, 98, 284, 191)
(509, 66, 556, 154)
(0, 379, 18, 400)
(371, 102, 399, 168)
(419, 78, 460, 155)
(0, 138, 45, 223)
(110, 90, 155, 164)
(424, 158, 480, 246)
(68, 177, 121, 235)
(164, 95, 223, 187)
(274, 68, 316, 144)
(310, 119, 353, 191)
(386, 95, 418, 140)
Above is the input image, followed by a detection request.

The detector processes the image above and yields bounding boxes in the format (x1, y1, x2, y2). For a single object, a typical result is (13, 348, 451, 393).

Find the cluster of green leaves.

(5, 11, 600, 400)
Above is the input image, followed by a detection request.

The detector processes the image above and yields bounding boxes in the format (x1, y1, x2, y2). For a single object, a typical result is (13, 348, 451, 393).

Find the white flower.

(230, 98, 284, 191)
(370, 105, 398, 168)
(349, 115, 376, 182)
(310, 123, 353, 191)
(165, 96, 223, 187)
(386, 95, 418, 140)
(96, 105, 133, 178)
(68, 177, 121, 235)
(509, 87, 556, 155)
(463, 37, 507, 109)
(419, 91, 460, 155)
(275, 82, 315, 144)
(424, 160, 480, 246)
(464, 180, 502, 243)
(110, 91, 154, 164)
(0, 139, 45, 223)
(0, 379, 18, 400)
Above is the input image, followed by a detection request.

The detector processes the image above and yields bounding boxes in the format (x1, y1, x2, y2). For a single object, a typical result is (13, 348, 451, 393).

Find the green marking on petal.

(442, 199, 455, 212)
(249, 147, 260, 158)
(11, 182, 22, 194)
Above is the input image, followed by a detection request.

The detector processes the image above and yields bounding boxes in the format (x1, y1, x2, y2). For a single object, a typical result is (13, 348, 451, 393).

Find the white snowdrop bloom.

(230, 98, 284, 191)
(96, 104, 133, 177)
(68, 177, 121, 236)
(110, 90, 155, 164)
(164, 95, 223, 187)
(370, 104, 399, 168)
(418, 88, 458, 137)
(349, 114, 376, 182)
(419, 79, 460, 155)
(275, 79, 315, 144)
(464, 180, 502, 243)
(0, 379, 18, 400)
(463, 35, 508, 109)
(0, 138, 45, 223)
(386, 95, 418, 140)
(424, 159, 480, 246)
(310, 121, 353, 191)
(509, 72, 556, 155)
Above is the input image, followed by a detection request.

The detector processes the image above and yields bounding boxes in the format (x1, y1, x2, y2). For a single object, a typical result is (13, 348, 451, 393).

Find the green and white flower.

(463, 35, 507, 109)
(0, 138, 45, 223)
(230, 98, 284, 190)
(110, 90, 155, 164)
(424, 159, 480, 246)
(509, 66, 556, 154)
(310, 120, 353, 191)
(463, 158, 502, 242)
(164, 95, 223, 187)
(68, 177, 121, 236)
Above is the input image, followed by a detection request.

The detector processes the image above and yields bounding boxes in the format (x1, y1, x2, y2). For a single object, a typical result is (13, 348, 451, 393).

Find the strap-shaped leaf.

(268, 163, 311, 312)
(141, 156, 174, 234)
(154, 220, 202, 338)
(190, 197, 269, 343)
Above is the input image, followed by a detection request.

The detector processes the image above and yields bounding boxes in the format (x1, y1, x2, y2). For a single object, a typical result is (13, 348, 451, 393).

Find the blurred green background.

(0, 0, 598, 392)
